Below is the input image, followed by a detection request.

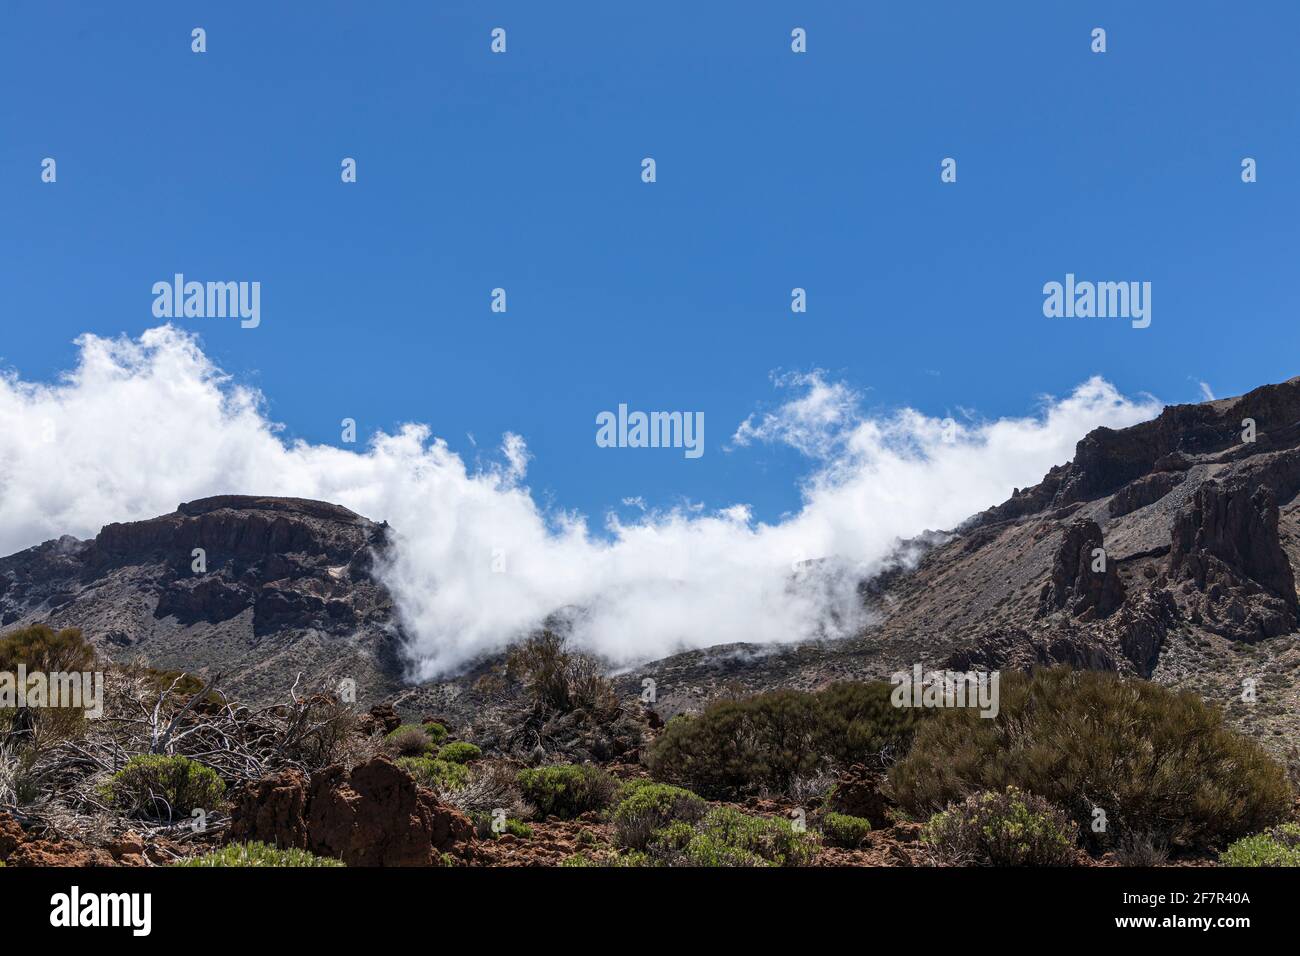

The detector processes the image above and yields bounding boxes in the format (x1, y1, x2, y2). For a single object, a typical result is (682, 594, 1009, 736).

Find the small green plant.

(1219, 823, 1300, 867)
(502, 817, 532, 838)
(612, 782, 708, 850)
(172, 842, 343, 867)
(690, 806, 817, 866)
(821, 812, 872, 848)
(437, 741, 482, 764)
(638, 806, 818, 867)
(101, 755, 225, 821)
(386, 724, 435, 756)
(396, 756, 471, 792)
(423, 722, 449, 744)
(922, 788, 1077, 867)
(516, 764, 617, 819)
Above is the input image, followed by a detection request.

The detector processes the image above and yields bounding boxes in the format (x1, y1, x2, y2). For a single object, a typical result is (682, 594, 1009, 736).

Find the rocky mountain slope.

(0, 496, 406, 705)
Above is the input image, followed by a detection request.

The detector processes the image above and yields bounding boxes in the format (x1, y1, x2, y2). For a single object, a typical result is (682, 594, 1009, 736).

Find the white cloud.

(731, 371, 861, 459)
(1198, 381, 1215, 401)
(0, 327, 1163, 677)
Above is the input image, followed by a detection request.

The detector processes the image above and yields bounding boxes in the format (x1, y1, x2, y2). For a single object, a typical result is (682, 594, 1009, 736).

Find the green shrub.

(690, 806, 817, 866)
(821, 812, 872, 848)
(386, 724, 435, 756)
(1219, 823, 1300, 867)
(923, 787, 1077, 866)
(396, 756, 470, 792)
(645, 820, 697, 858)
(889, 668, 1292, 850)
(648, 681, 929, 799)
(516, 764, 617, 819)
(0, 625, 98, 739)
(645, 807, 817, 867)
(0, 624, 96, 673)
(173, 842, 343, 867)
(814, 681, 932, 767)
(423, 722, 448, 744)
(612, 783, 708, 850)
(437, 742, 482, 764)
(562, 851, 651, 867)
(503, 817, 532, 838)
(101, 755, 225, 820)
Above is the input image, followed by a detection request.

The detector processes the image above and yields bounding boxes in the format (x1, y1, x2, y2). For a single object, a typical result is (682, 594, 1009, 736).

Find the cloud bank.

(0, 327, 1162, 677)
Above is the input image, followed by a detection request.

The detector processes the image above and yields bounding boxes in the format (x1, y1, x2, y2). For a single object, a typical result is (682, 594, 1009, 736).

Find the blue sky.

(2, 0, 1298, 526)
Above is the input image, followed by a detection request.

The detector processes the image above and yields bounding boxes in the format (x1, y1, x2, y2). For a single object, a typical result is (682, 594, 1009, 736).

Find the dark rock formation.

(1108, 471, 1184, 518)
(1102, 586, 1180, 676)
(1038, 519, 1125, 620)
(944, 625, 1124, 674)
(1171, 480, 1297, 610)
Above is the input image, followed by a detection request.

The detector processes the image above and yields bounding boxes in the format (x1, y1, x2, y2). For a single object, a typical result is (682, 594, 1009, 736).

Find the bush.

(648, 681, 928, 799)
(609, 807, 820, 867)
(396, 756, 470, 793)
(612, 783, 708, 850)
(0, 624, 96, 673)
(562, 851, 651, 867)
(439, 760, 528, 816)
(102, 755, 225, 821)
(506, 630, 617, 718)
(821, 812, 872, 848)
(502, 817, 532, 838)
(889, 668, 1292, 851)
(423, 722, 448, 744)
(0, 625, 98, 740)
(173, 842, 343, 867)
(1219, 823, 1300, 867)
(386, 724, 434, 757)
(923, 788, 1077, 866)
(438, 742, 482, 764)
(516, 764, 617, 819)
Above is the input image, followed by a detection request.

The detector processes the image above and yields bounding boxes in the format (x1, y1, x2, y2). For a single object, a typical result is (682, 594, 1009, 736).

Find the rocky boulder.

(229, 757, 476, 866)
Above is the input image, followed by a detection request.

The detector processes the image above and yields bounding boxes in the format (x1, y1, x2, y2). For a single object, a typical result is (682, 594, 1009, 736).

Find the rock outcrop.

(229, 757, 476, 866)
(1038, 519, 1125, 620)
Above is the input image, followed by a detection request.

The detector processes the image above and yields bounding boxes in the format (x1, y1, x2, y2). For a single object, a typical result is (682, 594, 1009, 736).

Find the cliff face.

(0, 496, 405, 705)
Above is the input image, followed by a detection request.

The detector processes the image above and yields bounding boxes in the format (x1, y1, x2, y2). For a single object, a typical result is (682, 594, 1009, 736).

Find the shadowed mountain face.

(0, 496, 406, 705)
(4, 382, 1300, 752)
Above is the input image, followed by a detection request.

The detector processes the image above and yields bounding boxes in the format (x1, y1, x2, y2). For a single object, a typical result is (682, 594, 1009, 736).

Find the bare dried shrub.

(506, 630, 617, 719)
(441, 759, 531, 817)
(385, 724, 434, 758)
(1113, 831, 1170, 867)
